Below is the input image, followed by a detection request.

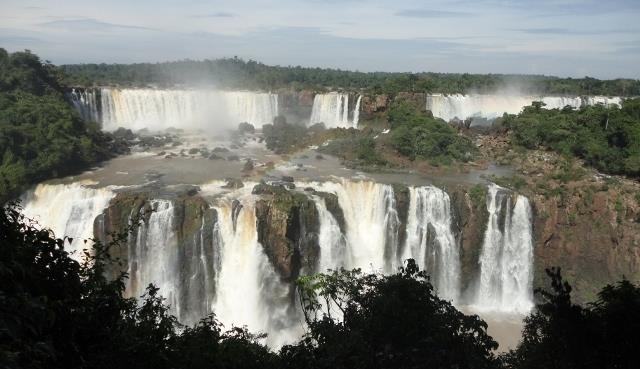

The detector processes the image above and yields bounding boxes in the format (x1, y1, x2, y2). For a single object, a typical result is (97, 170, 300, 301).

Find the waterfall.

(426, 93, 622, 122)
(224, 91, 279, 127)
(20, 182, 115, 258)
(20, 177, 537, 344)
(311, 195, 346, 273)
(127, 200, 184, 315)
(474, 184, 534, 313)
(68, 88, 100, 122)
(98, 88, 278, 131)
(401, 186, 460, 302)
(583, 96, 623, 107)
(353, 95, 362, 128)
(212, 194, 302, 347)
(309, 93, 361, 128)
(309, 180, 398, 272)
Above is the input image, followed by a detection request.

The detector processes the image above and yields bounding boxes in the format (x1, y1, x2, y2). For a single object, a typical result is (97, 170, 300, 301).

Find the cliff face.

(278, 91, 315, 124)
(254, 184, 321, 280)
(476, 137, 640, 304)
(93, 175, 639, 306)
(391, 184, 410, 260)
(449, 186, 490, 296)
(173, 195, 218, 316)
(276, 91, 430, 125)
(531, 185, 640, 304)
(361, 94, 389, 121)
(95, 191, 216, 297)
(94, 192, 149, 281)
(90, 183, 511, 301)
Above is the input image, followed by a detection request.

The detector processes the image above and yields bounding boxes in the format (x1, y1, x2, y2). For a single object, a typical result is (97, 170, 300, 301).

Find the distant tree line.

(2, 203, 639, 369)
(60, 57, 640, 96)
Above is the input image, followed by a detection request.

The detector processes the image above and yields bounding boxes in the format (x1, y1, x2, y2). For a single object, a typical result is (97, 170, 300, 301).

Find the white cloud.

(0, 0, 637, 78)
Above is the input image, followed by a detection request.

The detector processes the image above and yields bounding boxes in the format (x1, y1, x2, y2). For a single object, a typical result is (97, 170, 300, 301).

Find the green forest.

(502, 98, 640, 177)
(2, 203, 639, 369)
(61, 58, 640, 96)
(0, 49, 126, 203)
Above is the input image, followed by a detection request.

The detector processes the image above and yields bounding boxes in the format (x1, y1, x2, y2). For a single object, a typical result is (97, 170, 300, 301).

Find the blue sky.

(1, 0, 639, 78)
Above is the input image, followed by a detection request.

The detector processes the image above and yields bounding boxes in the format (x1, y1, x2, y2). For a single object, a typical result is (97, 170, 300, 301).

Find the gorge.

(21, 174, 535, 347)
(18, 85, 638, 351)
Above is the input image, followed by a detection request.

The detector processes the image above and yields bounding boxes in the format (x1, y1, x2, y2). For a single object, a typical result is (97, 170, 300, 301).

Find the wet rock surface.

(254, 184, 321, 280)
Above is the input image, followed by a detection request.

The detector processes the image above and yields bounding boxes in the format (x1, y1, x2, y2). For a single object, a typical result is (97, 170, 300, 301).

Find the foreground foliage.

(0, 48, 120, 203)
(2, 203, 639, 369)
(503, 268, 640, 369)
(283, 263, 499, 369)
(0, 204, 278, 369)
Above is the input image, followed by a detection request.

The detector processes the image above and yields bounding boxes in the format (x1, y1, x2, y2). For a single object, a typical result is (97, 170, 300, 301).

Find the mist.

(75, 87, 279, 136)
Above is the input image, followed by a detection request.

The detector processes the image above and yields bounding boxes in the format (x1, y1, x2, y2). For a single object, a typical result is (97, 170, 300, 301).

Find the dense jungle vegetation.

(501, 98, 640, 178)
(0, 49, 126, 203)
(2, 203, 639, 369)
(388, 100, 476, 164)
(261, 101, 476, 168)
(61, 57, 640, 96)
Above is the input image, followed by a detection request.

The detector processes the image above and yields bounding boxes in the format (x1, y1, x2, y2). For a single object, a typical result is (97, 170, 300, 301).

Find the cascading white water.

(224, 91, 279, 127)
(20, 182, 115, 258)
(583, 96, 623, 106)
(426, 93, 622, 122)
(127, 200, 183, 315)
(309, 93, 361, 128)
(98, 88, 278, 131)
(311, 195, 346, 273)
(401, 186, 460, 302)
(19, 176, 537, 344)
(352, 95, 362, 128)
(212, 190, 302, 347)
(474, 184, 534, 313)
(69, 88, 100, 122)
(308, 180, 397, 272)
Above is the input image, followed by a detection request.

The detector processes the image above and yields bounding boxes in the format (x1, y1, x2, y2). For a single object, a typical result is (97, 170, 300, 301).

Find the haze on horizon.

(1, 0, 639, 79)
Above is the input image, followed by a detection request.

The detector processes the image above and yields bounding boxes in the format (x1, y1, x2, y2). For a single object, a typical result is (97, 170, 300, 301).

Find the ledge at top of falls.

(67, 88, 364, 131)
(68, 87, 624, 132)
(425, 93, 623, 122)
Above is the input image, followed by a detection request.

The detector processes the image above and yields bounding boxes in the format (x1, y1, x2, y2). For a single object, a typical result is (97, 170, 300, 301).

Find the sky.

(1, 0, 639, 79)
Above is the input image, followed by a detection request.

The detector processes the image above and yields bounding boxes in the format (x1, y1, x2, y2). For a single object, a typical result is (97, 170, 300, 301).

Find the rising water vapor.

(71, 88, 279, 132)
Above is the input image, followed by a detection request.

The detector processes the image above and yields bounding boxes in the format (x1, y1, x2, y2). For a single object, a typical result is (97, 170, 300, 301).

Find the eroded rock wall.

(254, 184, 321, 280)
(531, 187, 640, 303)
